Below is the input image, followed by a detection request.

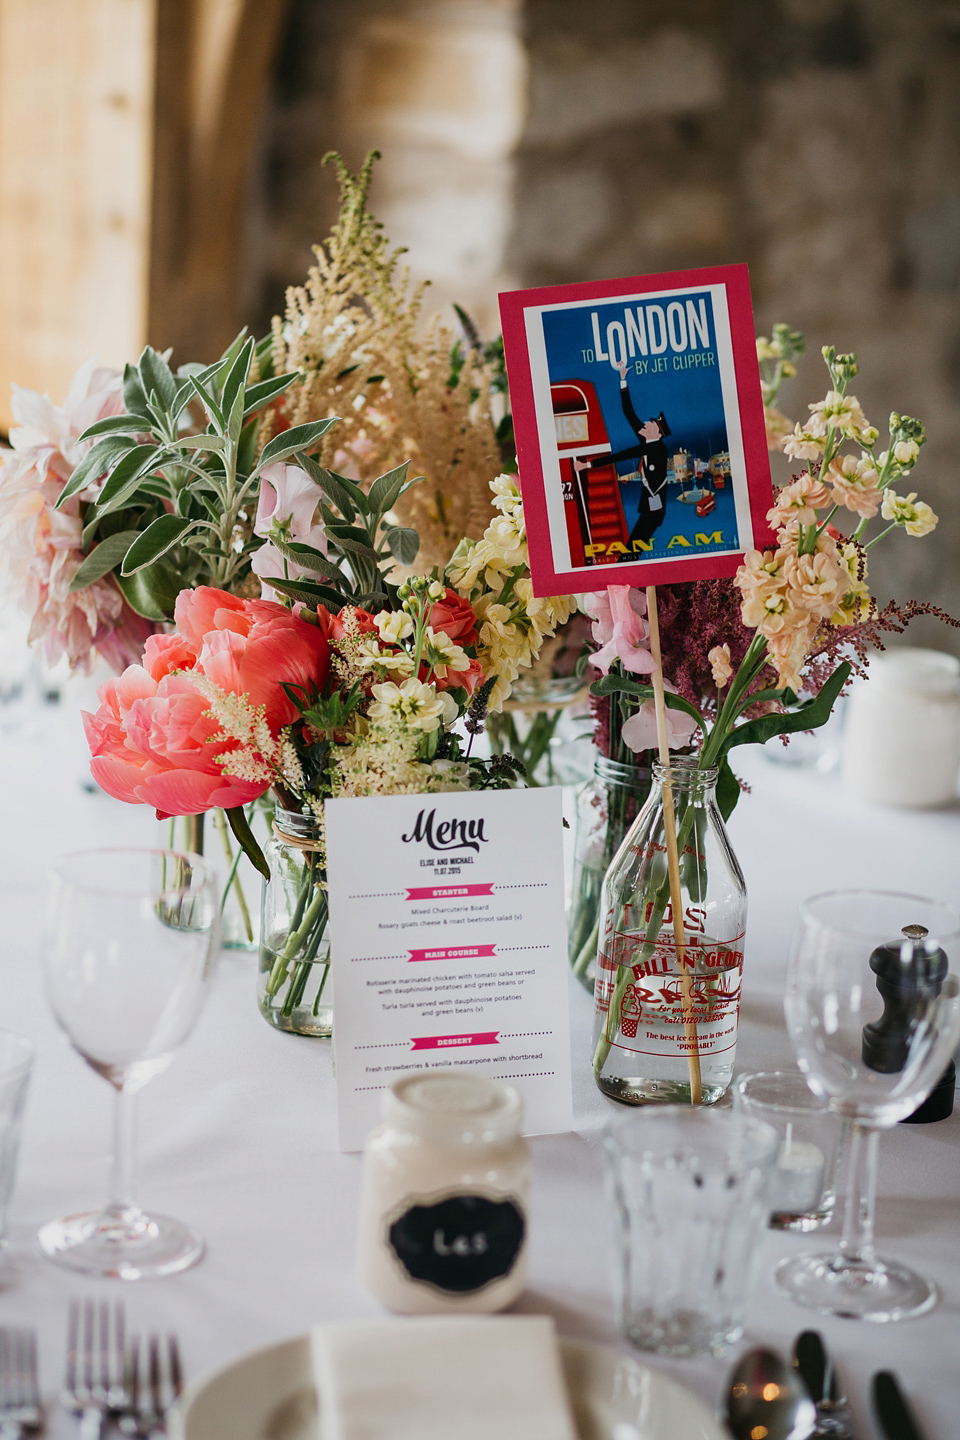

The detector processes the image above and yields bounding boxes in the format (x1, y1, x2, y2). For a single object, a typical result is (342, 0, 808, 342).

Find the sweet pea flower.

(621, 683, 699, 754)
(252, 462, 329, 601)
(83, 587, 329, 816)
(587, 587, 654, 674)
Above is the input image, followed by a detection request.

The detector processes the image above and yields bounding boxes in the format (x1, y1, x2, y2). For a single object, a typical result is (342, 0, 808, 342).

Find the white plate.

(172, 1334, 726, 1440)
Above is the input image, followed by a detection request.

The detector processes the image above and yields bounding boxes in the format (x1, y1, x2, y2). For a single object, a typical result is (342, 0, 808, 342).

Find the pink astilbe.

(0, 359, 154, 672)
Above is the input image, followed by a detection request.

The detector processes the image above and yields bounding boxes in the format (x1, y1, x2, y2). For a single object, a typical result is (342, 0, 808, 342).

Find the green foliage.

(57, 333, 303, 620)
(69, 531, 139, 591)
(289, 680, 365, 740)
(225, 805, 270, 881)
(717, 663, 850, 758)
(259, 450, 424, 613)
(589, 661, 851, 817)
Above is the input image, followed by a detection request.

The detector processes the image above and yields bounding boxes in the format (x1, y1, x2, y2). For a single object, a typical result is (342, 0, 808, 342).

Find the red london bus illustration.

(551, 380, 629, 567)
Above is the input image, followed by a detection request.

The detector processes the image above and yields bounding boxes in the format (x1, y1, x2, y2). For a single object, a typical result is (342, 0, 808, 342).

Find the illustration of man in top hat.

(574, 359, 672, 548)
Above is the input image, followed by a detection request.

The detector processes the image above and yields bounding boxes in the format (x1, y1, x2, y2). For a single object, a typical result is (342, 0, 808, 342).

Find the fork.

(0, 1327, 41, 1438)
(61, 1299, 127, 1440)
(119, 1333, 183, 1438)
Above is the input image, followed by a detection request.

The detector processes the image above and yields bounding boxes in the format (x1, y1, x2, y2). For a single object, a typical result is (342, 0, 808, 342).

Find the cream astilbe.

(448, 475, 578, 711)
(270, 152, 501, 570)
(332, 720, 471, 798)
(192, 676, 306, 797)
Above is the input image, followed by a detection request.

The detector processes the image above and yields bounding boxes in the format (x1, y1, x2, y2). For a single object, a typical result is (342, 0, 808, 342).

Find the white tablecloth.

(1, 708, 959, 1440)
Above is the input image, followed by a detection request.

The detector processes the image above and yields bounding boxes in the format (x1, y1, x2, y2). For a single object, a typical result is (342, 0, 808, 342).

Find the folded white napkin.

(311, 1315, 577, 1440)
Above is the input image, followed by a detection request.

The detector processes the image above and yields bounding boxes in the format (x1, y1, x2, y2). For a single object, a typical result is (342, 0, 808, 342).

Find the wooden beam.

(0, 0, 155, 428)
(0, 0, 288, 431)
(147, 0, 290, 362)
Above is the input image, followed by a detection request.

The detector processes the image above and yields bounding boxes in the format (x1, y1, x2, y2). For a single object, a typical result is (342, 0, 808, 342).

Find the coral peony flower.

(0, 358, 154, 672)
(174, 587, 329, 730)
(84, 587, 330, 816)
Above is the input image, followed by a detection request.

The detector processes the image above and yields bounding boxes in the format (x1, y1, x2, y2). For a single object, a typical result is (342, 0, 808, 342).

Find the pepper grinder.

(862, 923, 956, 1123)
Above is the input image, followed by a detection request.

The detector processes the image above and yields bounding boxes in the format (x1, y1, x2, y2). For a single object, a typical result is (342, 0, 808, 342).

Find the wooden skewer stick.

(645, 585, 702, 1105)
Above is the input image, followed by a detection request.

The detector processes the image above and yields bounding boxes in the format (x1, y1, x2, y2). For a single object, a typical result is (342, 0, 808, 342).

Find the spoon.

(724, 1347, 817, 1440)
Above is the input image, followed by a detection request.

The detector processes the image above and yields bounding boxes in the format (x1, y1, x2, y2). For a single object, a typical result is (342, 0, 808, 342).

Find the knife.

(873, 1371, 925, 1440)
(791, 1330, 853, 1439)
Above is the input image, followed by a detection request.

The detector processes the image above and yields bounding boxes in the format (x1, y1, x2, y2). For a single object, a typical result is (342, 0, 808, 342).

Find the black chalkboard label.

(387, 1193, 526, 1294)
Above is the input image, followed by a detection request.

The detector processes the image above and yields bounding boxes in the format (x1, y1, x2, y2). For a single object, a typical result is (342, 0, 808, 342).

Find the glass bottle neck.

(652, 759, 718, 801)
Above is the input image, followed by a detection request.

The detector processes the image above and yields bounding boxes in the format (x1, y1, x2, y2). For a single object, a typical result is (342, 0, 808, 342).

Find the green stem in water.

(266, 879, 327, 998)
(214, 807, 254, 943)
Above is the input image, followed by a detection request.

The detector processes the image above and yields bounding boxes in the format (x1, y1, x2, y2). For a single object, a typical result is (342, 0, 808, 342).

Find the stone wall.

(251, 0, 960, 651)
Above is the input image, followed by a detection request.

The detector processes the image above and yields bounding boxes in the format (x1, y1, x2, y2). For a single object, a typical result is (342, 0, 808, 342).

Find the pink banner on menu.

(410, 1031, 499, 1051)
(408, 944, 497, 963)
(405, 883, 495, 900)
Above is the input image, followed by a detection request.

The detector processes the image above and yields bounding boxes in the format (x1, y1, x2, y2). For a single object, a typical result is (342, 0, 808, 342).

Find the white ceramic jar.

(357, 1071, 531, 1314)
(841, 648, 960, 807)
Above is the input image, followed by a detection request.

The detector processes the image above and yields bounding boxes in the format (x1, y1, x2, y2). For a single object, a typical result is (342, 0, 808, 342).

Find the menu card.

(325, 787, 573, 1151)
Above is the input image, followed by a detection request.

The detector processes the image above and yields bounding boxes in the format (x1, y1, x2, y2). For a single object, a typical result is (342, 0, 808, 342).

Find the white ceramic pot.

(841, 647, 960, 807)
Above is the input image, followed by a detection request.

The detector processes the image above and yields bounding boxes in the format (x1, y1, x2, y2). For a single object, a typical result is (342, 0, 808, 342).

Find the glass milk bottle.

(591, 759, 746, 1105)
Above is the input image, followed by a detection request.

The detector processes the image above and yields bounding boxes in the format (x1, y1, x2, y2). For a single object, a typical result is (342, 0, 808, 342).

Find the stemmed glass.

(38, 848, 219, 1279)
(779, 890, 960, 1321)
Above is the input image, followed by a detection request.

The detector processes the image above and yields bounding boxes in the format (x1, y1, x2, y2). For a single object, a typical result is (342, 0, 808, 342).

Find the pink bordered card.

(499, 263, 775, 596)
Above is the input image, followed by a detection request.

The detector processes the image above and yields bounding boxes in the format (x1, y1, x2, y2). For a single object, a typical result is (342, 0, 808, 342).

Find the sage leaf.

(69, 530, 139, 591)
(121, 515, 196, 575)
(56, 435, 137, 506)
(255, 417, 339, 471)
(368, 462, 409, 516)
(383, 525, 419, 565)
(115, 560, 181, 621)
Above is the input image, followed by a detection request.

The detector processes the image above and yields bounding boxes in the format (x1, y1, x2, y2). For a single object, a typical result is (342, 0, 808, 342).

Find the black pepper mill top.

(862, 924, 955, 1123)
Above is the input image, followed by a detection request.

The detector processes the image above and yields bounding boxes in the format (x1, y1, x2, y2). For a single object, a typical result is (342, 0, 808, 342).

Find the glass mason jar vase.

(257, 809, 332, 1037)
(163, 808, 265, 953)
(568, 757, 652, 991)
(592, 759, 746, 1106)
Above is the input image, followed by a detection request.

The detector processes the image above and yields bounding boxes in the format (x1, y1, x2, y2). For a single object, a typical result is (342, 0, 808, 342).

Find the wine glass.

(779, 890, 960, 1321)
(38, 848, 219, 1278)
